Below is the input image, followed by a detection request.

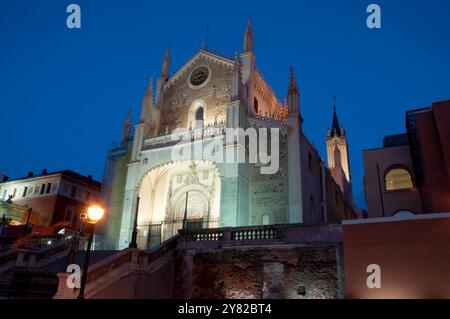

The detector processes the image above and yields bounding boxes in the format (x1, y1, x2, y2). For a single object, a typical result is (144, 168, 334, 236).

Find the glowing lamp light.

(87, 205, 105, 223)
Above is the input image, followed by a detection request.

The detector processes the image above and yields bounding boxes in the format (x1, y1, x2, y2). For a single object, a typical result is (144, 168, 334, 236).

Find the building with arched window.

(101, 20, 356, 250)
(363, 99, 450, 218)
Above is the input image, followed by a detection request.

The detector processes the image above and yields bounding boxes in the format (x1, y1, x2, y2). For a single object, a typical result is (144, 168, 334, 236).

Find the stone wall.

(174, 244, 343, 299)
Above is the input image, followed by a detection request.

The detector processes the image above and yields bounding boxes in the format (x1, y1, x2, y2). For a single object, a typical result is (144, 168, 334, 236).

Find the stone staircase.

(0, 233, 119, 299)
(53, 235, 179, 299)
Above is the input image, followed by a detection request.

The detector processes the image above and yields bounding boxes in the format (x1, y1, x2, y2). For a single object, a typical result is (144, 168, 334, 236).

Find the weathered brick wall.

(174, 244, 343, 299)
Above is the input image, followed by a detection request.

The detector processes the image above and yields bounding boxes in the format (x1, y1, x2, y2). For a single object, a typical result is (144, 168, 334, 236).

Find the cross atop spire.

(243, 18, 254, 52)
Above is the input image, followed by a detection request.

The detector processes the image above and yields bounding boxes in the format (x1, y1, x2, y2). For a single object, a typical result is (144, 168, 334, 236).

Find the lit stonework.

(326, 104, 353, 203)
(102, 20, 355, 250)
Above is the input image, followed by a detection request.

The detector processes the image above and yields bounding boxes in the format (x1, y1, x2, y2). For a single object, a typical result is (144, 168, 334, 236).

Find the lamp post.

(182, 192, 189, 230)
(129, 196, 140, 249)
(78, 205, 105, 300)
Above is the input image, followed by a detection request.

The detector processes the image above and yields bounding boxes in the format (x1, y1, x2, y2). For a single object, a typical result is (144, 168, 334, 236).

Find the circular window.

(189, 66, 210, 87)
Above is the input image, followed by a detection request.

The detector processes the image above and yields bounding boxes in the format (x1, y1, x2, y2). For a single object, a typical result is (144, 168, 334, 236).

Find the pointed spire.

(289, 67, 298, 92)
(231, 50, 242, 101)
(287, 67, 300, 115)
(233, 50, 240, 70)
(331, 96, 341, 136)
(161, 47, 170, 80)
(243, 18, 254, 52)
(141, 77, 154, 122)
(146, 77, 153, 96)
(122, 108, 132, 145)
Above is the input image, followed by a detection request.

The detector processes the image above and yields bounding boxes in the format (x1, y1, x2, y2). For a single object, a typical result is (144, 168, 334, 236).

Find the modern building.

(343, 213, 450, 299)
(102, 19, 355, 250)
(0, 169, 101, 230)
(363, 99, 450, 218)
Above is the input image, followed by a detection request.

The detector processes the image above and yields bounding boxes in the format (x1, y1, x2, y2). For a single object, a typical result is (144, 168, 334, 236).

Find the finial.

(289, 67, 298, 91)
(147, 77, 153, 94)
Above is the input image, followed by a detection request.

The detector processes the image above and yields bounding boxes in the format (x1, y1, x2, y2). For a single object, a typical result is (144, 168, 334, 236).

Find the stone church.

(101, 19, 354, 250)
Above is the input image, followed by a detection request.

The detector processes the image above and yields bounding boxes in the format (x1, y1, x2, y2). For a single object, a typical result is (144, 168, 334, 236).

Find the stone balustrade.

(142, 123, 226, 151)
(178, 223, 342, 249)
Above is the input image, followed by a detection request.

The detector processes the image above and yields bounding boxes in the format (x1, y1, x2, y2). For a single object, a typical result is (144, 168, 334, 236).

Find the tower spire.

(161, 47, 170, 80)
(231, 50, 242, 101)
(287, 67, 300, 115)
(122, 108, 132, 145)
(331, 96, 341, 136)
(243, 18, 254, 52)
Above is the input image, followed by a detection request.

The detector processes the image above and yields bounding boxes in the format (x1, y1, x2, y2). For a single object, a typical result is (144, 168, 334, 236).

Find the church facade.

(101, 20, 355, 250)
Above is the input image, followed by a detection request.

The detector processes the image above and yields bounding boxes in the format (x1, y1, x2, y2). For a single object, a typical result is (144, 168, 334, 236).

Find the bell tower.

(326, 97, 352, 201)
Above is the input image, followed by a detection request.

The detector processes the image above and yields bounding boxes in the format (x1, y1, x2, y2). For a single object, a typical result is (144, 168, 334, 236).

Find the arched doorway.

(136, 160, 221, 249)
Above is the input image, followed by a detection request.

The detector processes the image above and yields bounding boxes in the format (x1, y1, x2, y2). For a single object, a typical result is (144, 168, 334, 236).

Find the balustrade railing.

(179, 224, 283, 246)
(179, 223, 342, 247)
(232, 227, 280, 241)
(85, 234, 179, 284)
(142, 122, 226, 151)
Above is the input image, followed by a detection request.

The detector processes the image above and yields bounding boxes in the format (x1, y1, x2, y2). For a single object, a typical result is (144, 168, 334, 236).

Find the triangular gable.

(164, 49, 234, 90)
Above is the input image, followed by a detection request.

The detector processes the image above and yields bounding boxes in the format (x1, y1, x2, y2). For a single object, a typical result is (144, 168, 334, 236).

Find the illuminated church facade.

(102, 20, 354, 250)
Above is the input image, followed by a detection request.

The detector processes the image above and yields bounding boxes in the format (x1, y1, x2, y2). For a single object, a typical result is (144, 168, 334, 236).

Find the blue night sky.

(1, 0, 450, 209)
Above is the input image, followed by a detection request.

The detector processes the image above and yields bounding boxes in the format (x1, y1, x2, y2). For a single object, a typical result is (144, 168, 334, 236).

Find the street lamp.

(78, 205, 105, 300)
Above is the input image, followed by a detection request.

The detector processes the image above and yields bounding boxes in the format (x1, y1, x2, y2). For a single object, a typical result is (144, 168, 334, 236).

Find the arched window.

(385, 166, 413, 191)
(195, 107, 204, 128)
(195, 107, 204, 121)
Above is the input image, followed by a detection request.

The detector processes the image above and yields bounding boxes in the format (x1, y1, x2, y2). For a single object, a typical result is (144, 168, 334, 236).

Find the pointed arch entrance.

(136, 160, 221, 249)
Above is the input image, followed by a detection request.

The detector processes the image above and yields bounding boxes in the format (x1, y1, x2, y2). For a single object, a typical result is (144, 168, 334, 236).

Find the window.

(385, 167, 413, 191)
(63, 183, 69, 194)
(46, 183, 51, 194)
(262, 214, 270, 225)
(12, 188, 17, 198)
(64, 206, 75, 225)
(254, 97, 259, 114)
(40, 184, 45, 195)
(28, 187, 33, 195)
(70, 186, 77, 198)
(2, 189, 7, 199)
(34, 186, 40, 194)
(22, 187, 28, 197)
(85, 191, 91, 202)
(195, 107, 204, 128)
